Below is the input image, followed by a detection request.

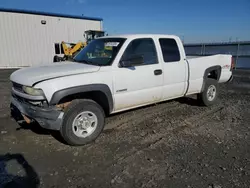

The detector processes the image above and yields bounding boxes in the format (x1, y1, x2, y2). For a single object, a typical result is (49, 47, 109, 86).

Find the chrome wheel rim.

(72, 111, 98, 138)
(207, 85, 216, 101)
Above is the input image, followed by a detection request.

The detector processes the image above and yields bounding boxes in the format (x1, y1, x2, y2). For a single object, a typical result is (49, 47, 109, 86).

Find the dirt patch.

(0, 69, 249, 188)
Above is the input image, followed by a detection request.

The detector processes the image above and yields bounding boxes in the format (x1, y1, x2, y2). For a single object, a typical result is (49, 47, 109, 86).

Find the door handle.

(154, 69, 162, 75)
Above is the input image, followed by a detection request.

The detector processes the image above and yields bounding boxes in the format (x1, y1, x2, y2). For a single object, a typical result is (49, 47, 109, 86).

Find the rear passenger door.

(158, 38, 188, 99)
(113, 38, 163, 111)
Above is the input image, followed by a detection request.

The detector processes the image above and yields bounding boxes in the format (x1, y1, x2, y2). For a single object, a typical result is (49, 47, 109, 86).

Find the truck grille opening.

(12, 93, 48, 108)
(12, 82, 23, 92)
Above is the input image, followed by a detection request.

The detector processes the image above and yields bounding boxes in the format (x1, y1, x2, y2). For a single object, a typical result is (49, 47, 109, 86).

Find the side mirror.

(120, 55, 144, 67)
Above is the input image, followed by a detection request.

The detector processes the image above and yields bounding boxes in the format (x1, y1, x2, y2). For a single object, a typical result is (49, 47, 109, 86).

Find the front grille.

(12, 82, 23, 92)
(12, 91, 48, 108)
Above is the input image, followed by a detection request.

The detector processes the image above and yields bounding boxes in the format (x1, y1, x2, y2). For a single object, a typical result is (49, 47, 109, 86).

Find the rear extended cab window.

(159, 38, 180, 62)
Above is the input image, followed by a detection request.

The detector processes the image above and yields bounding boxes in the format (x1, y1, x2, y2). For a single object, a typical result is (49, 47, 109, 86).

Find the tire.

(53, 55, 60, 62)
(198, 78, 218, 106)
(60, 99, 105, 146)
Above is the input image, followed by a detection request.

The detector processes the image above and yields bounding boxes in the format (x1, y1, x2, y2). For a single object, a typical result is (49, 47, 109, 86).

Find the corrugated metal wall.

(184, 42, 250, 69)
(0, 12, 101, 68)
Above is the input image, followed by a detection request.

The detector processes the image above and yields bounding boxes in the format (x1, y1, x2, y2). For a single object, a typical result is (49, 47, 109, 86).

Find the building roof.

(0, 7, 103, 21)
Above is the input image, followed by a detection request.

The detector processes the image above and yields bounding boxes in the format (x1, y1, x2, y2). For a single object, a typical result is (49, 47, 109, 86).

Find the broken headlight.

(22, 86, 44, 96)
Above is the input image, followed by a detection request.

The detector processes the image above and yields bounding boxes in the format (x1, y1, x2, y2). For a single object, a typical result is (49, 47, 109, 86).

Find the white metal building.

(0, 8, 103, 68)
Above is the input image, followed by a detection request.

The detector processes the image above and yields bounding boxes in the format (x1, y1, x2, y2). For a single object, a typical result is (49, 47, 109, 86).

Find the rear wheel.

(198, 78, 218, 106)
(60, 99, 105, 146)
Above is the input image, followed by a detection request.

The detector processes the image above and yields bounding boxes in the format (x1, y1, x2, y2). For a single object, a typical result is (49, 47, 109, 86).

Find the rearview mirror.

(120, 55, 144, 67)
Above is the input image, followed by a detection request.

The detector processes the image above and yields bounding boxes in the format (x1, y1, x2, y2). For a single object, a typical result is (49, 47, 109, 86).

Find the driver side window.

(121, 38, 158, 65)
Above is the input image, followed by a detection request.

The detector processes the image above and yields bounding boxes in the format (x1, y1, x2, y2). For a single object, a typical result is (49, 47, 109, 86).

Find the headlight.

(22, 86, 44, 96)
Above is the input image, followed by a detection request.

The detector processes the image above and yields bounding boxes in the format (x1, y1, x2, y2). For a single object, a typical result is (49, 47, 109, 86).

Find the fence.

(184, 41, 250, 69)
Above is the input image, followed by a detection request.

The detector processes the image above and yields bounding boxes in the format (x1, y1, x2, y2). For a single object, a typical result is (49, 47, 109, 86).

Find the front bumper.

(11, 96, 64, 130)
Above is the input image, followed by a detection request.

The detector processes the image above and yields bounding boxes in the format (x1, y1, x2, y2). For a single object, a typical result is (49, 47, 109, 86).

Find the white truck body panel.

(10, 34, 233, 115)
(187, 55, 232, 94)
(10, 62, 100, 86)
(110, 36, 164, 111)
(34, 66, 113, 103)
(160, 36, 188, 100)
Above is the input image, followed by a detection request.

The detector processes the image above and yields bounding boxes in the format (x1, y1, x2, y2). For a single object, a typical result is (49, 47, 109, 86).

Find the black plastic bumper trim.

(11, 97, 63, 130)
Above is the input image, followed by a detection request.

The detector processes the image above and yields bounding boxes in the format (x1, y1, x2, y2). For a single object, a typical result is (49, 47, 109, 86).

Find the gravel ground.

(0, 69, 249, 188)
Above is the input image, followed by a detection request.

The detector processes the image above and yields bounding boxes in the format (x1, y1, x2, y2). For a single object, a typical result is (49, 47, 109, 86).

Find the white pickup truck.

(10, 34, 233, 145)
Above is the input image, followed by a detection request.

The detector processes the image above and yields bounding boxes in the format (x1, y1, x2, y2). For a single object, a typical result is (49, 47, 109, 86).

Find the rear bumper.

(11, 96, 64, 130)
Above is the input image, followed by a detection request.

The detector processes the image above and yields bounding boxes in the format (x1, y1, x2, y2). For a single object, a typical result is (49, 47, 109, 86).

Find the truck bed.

(186, 54, 232, 94)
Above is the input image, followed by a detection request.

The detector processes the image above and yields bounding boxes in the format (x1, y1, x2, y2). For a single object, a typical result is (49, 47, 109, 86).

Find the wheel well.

(201, 66, 221, 92)
(207, 69, 219, 80)
(205, 66, 221, 81)
(59, 91, 110, 115)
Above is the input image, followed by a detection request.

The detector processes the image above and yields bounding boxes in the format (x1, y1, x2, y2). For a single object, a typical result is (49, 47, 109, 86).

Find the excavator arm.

(61, 42, 71, 56)
(69, 42, 84, 55)
(61, 41, 84, 56)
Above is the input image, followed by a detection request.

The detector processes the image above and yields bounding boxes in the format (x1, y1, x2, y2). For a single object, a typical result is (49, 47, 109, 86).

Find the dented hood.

(10, 61, 100, 86)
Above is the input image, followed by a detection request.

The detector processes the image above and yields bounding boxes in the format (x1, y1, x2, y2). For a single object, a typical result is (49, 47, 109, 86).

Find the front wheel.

(198, 78, 218, 106)
(60, 99, 105, 146)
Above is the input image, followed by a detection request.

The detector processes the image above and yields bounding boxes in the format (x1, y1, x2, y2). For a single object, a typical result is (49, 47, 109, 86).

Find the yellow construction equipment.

(62, 41, 84, 57)
(53, 30, 106, 62)
(84, 30, 105, 44)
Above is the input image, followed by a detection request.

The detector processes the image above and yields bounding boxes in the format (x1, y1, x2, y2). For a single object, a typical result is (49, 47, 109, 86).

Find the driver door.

(113, 38, 164, 112)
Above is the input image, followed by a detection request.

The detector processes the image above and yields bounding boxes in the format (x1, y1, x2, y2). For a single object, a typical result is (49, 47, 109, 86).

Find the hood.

(10, 61, 100, 86)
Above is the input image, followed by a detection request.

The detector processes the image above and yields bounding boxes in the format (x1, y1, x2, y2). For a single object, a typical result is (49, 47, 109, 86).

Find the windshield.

(74, 38, 126, 66)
